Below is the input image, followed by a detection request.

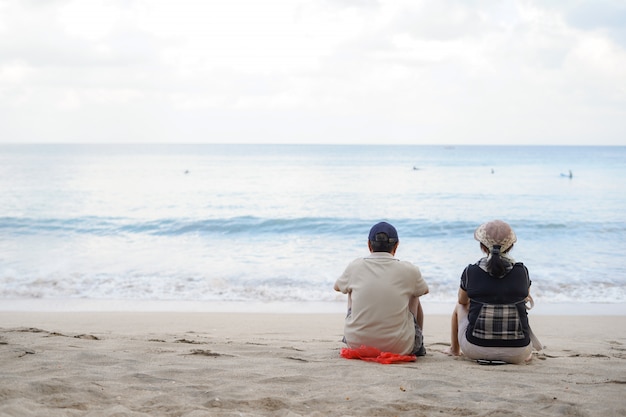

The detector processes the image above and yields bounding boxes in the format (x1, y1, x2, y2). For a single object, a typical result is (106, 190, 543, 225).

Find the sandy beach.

(1, 308, 625, 417)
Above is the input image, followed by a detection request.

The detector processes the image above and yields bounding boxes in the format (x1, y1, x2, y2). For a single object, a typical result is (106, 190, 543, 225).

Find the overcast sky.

(1, 0, 625, 145)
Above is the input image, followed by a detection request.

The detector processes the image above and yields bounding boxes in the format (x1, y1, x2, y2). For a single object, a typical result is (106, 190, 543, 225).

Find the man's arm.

(409, 296, 424, 330)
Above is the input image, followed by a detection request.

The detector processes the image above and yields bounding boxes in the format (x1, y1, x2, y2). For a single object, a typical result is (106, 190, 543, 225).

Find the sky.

(1, 0, 625, 145)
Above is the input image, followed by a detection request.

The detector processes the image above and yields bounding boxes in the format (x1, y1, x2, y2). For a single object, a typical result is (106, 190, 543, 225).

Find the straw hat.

(474, 220, 517, 251)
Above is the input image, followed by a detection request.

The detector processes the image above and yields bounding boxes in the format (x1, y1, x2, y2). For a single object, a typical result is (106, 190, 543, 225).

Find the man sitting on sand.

(334, 221, 429, 356)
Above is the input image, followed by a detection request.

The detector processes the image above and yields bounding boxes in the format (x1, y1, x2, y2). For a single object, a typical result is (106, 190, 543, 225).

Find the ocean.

(1, 144, 625, 312)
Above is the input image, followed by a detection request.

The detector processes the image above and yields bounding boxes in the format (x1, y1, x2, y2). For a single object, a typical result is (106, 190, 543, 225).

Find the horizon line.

(1, 142, 623, 147)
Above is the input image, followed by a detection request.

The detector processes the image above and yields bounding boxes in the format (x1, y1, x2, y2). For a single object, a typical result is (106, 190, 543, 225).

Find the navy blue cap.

(368, 221, 398, 242)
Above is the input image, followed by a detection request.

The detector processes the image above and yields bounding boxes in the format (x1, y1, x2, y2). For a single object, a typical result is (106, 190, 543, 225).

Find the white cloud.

(0, 0, 625, 144)
(57, 0, 126, 41)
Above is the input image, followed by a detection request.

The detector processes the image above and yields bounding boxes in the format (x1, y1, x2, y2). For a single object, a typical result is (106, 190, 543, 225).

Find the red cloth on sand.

(340, 345, 416, 364)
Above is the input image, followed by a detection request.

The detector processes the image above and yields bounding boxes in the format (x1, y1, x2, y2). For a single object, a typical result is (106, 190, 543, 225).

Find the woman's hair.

(481, 243, 512, 277)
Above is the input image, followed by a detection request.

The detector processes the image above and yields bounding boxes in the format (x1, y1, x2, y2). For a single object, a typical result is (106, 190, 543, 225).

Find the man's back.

(336, 252, 427, 354)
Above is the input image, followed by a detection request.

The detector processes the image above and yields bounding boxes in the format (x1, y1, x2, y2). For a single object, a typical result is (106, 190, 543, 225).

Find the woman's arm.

(458, 288, 470, 305)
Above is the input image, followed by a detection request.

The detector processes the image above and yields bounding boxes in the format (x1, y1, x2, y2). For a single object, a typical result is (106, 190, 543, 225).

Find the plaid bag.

(472, 303, 525, 340)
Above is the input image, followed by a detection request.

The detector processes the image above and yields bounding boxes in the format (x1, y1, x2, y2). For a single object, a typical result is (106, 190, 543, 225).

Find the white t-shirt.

(334, 252, 429, 355)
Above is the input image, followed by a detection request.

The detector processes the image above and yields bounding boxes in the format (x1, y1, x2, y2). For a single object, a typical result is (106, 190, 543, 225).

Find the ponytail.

(486, 244, 508, 277)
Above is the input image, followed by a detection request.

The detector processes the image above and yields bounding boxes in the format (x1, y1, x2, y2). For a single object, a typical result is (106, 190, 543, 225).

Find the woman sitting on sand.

(447, 220, 535, 364)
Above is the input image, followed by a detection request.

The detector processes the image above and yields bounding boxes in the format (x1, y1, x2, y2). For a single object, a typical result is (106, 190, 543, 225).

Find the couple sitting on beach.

(334, 220, 539, 364)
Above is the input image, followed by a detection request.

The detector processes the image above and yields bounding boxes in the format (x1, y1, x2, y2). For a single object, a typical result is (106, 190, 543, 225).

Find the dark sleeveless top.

(461, 262, 531, 347)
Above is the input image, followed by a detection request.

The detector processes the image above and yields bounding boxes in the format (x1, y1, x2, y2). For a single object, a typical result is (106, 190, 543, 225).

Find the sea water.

(0, 144, 625, 310)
